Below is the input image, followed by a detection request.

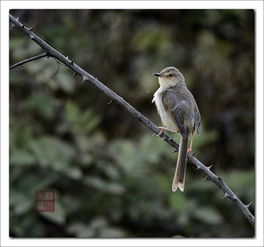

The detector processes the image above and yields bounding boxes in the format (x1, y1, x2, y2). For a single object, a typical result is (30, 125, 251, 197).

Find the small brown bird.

(152, 66, 201, 192)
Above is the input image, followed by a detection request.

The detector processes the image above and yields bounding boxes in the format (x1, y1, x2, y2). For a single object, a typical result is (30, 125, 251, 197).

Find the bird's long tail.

(172, 135, 188, 192)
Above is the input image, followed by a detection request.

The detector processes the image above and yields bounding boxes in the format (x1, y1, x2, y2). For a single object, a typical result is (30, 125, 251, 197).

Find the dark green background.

(9, 9, 255, 238)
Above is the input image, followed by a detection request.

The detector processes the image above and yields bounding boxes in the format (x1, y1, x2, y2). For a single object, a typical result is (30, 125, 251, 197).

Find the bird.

(152, 66, 201, 192)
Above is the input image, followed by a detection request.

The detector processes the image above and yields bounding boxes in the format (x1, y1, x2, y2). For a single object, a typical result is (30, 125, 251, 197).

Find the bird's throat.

(158, 77, 183, 89)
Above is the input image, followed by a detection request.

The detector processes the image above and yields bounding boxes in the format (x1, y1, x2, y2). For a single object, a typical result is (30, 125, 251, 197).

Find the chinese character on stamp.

(35, 190, 56, 212)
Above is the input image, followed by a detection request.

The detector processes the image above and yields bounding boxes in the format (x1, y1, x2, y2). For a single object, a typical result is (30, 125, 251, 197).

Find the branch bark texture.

(9, 14, 255, 227)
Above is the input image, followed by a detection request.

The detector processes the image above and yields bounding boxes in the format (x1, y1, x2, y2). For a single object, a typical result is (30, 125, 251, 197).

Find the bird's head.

(154, 66, 185, 88)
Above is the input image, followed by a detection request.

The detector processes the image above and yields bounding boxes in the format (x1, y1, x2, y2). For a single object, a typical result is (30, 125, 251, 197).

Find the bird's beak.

(153, 73, 161, 77)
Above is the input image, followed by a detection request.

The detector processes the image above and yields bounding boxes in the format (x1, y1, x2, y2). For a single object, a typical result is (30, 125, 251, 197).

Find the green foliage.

(21, 93, 55, 119)
(65, 101, 101, 134)
(9, 9, 254, 238)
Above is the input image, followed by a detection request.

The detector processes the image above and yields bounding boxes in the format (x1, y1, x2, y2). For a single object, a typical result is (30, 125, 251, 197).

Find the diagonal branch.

(9, 52, 49, 69)
(9, 14, 255, 227)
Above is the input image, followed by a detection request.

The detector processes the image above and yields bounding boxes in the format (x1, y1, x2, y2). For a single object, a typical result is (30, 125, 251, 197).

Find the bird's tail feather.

(172, 135, 188, 192)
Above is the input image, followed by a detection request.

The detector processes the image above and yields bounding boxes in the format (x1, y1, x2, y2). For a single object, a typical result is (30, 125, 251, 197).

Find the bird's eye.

(168, 74, 172, 77)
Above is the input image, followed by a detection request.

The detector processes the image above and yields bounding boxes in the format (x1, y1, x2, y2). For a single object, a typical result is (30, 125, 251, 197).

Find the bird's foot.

(157, 128, 164, 136)
(158, 126, 178, 134)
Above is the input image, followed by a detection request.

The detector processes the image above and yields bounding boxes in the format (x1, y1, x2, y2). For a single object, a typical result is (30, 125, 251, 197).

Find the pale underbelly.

(159, 110, 177, 130)
(153, 90, 178, 131)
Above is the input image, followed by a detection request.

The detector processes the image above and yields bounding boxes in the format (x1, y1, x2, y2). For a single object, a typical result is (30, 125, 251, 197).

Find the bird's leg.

(157, 126, 179, 136)
(187, 132, 194, 153)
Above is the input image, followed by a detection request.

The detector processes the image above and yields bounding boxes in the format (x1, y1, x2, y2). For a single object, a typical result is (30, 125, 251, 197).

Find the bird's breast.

(153, 88, 177, 130)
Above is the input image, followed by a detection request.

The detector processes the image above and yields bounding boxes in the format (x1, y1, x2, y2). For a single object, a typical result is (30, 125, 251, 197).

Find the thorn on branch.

(28, 25, 34, 31)
(224, 192, 230, 199)
(206, 165, 213, 171)
(246, 202, 252, 208)
(73, 72, 78, 78)
(9, 23, 16, 31)
(82, 76, 88, 82)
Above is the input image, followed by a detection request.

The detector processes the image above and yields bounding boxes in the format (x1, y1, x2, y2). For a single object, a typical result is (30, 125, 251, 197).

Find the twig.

(9, 14, 255, 227)
(10, 52, 49, 69)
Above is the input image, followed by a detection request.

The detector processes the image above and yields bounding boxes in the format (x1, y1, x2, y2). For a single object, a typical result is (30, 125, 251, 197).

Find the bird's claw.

(158, 129, 164, 136)
(188, 151, 196, 156)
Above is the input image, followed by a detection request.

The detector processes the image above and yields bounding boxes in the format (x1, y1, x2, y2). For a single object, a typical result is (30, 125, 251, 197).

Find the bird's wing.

(194, 101, 201, 135)
(162, 90, 189, 138)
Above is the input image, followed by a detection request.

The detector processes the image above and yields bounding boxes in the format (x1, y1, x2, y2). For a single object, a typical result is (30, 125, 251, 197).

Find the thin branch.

(9, 52, 49, 70)
(9, 14, 255, 227)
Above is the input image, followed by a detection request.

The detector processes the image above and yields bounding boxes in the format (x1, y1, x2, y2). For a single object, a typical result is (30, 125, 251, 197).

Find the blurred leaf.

(155, 174, 171, 192)
(68, 218, 125, 237)
(193, 207, 223, 225)
(10, 190, 32, 215)
(27, 136, 81, 179)
(193, 129, 218, 149)
(10, 125, 33, 148)
(21, 92, 55, 119)
(29, 136, 75, 166)
(169, 193, 187, 213)
(99, 227, 124, 237)
(56, 71, 75, 93)
(110, 136, 171, 176)
(132, 25, 172, 52)
(65, 101, 101, 134)
(67, 223, 94, 237)
(84, 176, 125, 195)
(10, 149, 36, 166)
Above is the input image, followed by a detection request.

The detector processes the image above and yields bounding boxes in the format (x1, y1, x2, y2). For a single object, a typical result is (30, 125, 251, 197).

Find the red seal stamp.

(35, 190, 56, 212)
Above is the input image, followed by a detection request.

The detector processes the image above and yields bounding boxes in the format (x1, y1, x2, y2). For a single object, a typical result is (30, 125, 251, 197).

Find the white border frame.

(1, 1, 263, 246)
